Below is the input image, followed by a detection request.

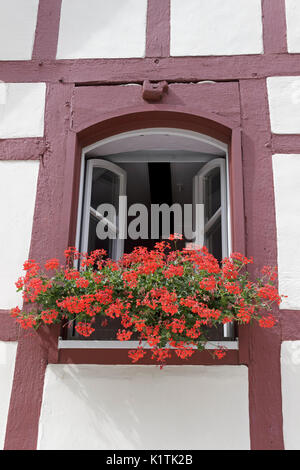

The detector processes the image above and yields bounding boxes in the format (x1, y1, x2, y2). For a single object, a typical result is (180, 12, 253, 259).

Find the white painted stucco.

(0, 161, 39, 310)
(0, 0, 39, 61)
(273, 154, 300, 309)
(0, 83, 46, 138)
(0, 342, 17, 449)
(267, 76, 300, 134)
(37, 364, 250, 450)
(170, 0, 263, 56)
(56, 0, 147, 59)
(281, 341, 300, 450)
(285, 0, 300, 53)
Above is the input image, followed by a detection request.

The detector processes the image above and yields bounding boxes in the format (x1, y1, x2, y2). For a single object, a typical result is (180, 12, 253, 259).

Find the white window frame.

(81, 159, 127, 261)
(193, 158, 228, 258)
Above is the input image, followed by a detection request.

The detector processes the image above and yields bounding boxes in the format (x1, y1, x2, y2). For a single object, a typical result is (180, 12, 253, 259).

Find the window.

(81, 159, 126, 261)
(69, 129, 236, 343)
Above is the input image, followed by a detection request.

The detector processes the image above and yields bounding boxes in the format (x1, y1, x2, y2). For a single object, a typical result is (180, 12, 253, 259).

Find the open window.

(193, 158, 228, 260)
(68, 128, 236, 344)
(81, 159, 127, 261)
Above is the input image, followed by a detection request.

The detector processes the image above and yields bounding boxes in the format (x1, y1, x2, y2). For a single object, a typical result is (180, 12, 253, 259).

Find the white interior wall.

(38, 364, 250, 450)
(0, 342, 17, 449)
(0, 161, 40, 309)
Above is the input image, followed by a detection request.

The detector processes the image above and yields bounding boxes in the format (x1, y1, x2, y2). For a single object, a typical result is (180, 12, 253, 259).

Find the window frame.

(81, 158, 127, 261)
(62, 127, 238, 350)
(193, 157, 229, 258)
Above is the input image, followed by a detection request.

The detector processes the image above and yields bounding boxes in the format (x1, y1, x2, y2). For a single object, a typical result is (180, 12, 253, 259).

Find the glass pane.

(88, 167, 120, 257)
(90, 167, 119, 210)
(204, 167, 221, 221)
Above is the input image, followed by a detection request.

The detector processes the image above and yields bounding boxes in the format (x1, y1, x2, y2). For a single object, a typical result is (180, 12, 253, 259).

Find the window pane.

(204, 167, 221, 221)
(88, 167, 120, 257)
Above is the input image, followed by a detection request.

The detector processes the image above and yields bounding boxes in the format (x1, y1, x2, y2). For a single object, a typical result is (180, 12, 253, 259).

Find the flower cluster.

(11, 240, 283, 366)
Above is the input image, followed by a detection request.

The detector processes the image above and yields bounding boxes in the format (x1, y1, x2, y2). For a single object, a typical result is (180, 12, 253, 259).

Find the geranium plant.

(11, 236, 282, 366)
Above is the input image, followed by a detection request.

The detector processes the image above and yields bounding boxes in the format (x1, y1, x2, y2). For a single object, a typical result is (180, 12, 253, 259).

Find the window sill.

(58, 339, 239, 350)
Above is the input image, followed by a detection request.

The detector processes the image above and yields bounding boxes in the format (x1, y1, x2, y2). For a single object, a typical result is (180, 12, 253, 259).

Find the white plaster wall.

(0, 342, 17, 449)
(170, 0, 263, 56)
(37, 364, 250, 450)
(0, 0, 39, 60)
(281, 341, 300, 449)
(267, 77, 300, 134)
(273, 154, 300, 310)
(0, 83, 46, 139)
(57, 0, 147, 59)
(285, 0, 300, 53)
(0, 161, 39, 309)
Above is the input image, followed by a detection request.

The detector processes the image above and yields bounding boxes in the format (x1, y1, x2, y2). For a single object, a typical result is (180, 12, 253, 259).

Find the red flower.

(123, 270, 138, 288)
(95, 288, 113, 305)
(23, 259, 38, 271)
(231, 253, 253, 265)
(261, 266, 278, 281)
(128, 348, 146, 363)
(164, 265, 184, 279)
(105, 299, 125, 318)
(259, 315, 276, 328)
(186, 327, 201, 339)
(223, 281, 241, 295)
(257, 285, 281, 305)
(151, 348, 171, 363)
(237, 304, 255, 323)
(214, 349, 227, 360)
(15, 277, 24, 290)
(64, 247, 79, 259)
(175, 348, 195, 359)
(13, 244, 282, 367)
(17, 315, 37, 329)
(45, 259, 60, 270)
(76, 278, 89, 289)
(93, 272, 103, 284)
(169, 318, 185, 334)
(116, 329, 133, 341)
(222, 258, 239, 279)
(75, 322, 95, 337)
(41, 309, 58, 324)
(10, 306, 21, 318)
(64, 270, 80, 280)
(199, 276, 216, 291)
